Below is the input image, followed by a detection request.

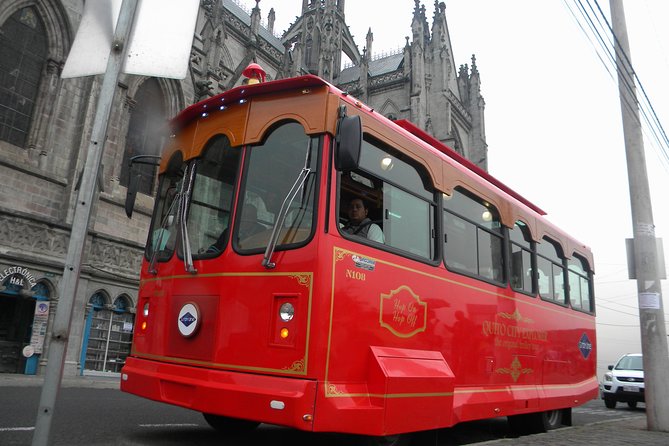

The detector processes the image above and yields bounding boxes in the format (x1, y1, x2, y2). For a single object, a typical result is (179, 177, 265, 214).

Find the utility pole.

(610, 0, 669, 432)
(31, 1, 139, 445)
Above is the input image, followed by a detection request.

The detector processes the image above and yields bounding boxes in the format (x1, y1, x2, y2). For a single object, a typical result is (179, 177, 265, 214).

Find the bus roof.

(172, 74, 546, 216)
(392, 119, 547, 216)
(170, 75, 330, 131)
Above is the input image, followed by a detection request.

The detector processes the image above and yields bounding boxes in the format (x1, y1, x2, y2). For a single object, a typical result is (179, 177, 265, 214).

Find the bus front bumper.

(120, 356, 317, 430)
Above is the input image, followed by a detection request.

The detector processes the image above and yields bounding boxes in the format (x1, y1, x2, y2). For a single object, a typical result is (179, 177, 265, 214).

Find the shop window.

(82, 292, 134, 375)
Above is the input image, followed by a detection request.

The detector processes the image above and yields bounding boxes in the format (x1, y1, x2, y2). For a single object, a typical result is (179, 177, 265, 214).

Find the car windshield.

(616, 355, 643, 371)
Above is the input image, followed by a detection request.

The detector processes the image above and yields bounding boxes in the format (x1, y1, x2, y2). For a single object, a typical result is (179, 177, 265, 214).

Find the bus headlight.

(140, 302, 149, 331)
(279, 302, 294, 322)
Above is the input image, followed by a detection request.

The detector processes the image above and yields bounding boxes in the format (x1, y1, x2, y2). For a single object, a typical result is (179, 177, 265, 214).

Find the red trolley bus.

(121, 66, 597, 444)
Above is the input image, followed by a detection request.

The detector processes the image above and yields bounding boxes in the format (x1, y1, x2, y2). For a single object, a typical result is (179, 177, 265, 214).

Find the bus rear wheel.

(508, 409, 564, 434)
(202, 413, 260, 433)
(361, 433, 411, 446)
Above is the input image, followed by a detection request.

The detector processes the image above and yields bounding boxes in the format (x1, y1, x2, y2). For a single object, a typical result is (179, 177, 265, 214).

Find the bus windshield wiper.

(179, 162, 197, 274)
(262, 141, 312, 269)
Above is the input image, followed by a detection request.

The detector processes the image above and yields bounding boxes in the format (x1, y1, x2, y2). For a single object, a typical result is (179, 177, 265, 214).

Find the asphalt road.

(0, 387, 645, 446)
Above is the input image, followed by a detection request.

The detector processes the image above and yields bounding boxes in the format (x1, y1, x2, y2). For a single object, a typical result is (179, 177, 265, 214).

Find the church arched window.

(120, 78, 166, 196)
(0, 6, 47, 148)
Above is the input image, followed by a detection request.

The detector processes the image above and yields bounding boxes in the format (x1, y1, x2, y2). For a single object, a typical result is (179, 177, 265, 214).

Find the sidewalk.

(472, 415, 666, 446)
(1, 373, 668, 445)
(0, 372, 120, 389)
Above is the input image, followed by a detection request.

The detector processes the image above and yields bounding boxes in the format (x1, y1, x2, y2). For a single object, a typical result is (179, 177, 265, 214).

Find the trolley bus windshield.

(145, 121, 319, 272)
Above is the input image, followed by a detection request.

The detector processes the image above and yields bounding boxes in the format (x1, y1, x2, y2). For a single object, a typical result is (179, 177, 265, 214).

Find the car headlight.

(604, 372, 613, 382)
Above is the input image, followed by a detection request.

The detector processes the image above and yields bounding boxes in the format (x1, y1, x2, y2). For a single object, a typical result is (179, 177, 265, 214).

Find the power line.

(590, 0, 669, 164)
(563, 0, 669, 173)
(596, 321, 639, 327)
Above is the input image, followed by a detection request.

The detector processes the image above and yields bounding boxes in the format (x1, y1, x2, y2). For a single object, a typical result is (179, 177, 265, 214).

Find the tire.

(540, 409, 563, 430)
(202, 413, 260, 433)
(604, 395, 617, 409)
(361, 433, 412, 446)
(508, 409, 563, 435)
(627, 401, 638, 409)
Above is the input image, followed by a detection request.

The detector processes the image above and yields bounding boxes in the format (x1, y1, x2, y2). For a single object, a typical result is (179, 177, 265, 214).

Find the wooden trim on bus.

(157, 77, 593, 270)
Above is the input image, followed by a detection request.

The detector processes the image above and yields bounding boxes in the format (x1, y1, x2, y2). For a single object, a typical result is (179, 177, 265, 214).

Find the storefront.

(0, 263, 136, 377)
(0, 267, 50, 375)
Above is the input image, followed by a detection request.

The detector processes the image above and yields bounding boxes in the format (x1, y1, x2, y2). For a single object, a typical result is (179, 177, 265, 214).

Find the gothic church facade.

(0, 0, 486, 376)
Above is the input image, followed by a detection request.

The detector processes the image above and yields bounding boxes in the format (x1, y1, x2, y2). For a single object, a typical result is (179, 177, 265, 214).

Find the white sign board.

(61, 0, 199, 79)
(30, 301, 50, 354)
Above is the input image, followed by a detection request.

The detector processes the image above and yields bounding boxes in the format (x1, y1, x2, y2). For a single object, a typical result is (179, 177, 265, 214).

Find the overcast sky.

(239, 0, 669, 377)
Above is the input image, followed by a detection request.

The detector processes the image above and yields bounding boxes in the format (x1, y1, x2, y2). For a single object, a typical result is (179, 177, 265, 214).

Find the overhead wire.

(563, 0, 669, 173)
(590, 0, 669, 169)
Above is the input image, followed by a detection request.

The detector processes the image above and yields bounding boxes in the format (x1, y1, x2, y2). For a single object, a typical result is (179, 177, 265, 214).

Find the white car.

(600, 353, 644, 409)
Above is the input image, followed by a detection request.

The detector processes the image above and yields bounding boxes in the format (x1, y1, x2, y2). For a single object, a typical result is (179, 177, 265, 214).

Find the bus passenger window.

(568, 254, 593, 312)
(509, 220, 535, 295)
(339, 138, 437, 260)
(536, 237, 567, 305)
(341, 197, 385, 243)
(443, 188, 504, 283)
(383, 184, 432, 257)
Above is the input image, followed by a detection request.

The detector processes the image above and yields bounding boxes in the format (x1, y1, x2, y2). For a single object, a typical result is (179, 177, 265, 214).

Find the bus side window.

(568, 254, 593, 313)
(353, 137, 437, 260)
(536, 237, 567, 305)
(339, 195, 385, 243)
(443, 187, 504, 283)
(509, 220, 535, 295)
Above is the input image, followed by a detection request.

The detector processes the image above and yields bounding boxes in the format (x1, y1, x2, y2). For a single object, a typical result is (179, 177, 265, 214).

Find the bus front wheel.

(202, 413, 260, 433)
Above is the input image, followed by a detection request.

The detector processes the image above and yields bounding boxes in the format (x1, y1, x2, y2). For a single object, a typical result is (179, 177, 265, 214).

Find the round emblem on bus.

(177, 303, 200, 338)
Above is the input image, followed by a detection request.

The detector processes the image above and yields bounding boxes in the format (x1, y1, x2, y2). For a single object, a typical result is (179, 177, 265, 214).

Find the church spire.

(250, 0, 261, 36)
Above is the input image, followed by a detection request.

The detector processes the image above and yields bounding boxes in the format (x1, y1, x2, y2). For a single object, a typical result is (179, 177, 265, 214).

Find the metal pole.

(31, 1, 139, 444)
(610, 0, 669, 432)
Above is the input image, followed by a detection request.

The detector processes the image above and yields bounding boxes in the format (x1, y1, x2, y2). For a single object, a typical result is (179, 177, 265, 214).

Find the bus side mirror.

(335, 114, 362, 171)
(124, 155, 161, 218)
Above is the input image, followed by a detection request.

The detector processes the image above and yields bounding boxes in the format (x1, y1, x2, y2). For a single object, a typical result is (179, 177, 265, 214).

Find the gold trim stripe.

(133, 351, 309, 376)
(140, 271, 313, 285)
(324, 376, 598, 399)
